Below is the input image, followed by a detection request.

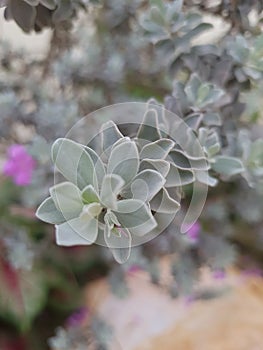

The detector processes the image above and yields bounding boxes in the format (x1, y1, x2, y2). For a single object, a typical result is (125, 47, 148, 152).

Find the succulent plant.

(36, 116, 181, 263)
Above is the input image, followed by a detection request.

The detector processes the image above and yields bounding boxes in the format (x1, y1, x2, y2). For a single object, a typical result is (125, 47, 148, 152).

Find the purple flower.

(185, 222, 201, 242)
(3, 145, 36, 186)
(212, 269, 226, 280)
(66, 307, 89, 328)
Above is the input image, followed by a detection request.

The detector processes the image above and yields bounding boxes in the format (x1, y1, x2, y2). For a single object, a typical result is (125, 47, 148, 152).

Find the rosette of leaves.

(0, 0, 88, 32)
(144, 99, 246, 188)
(140, 0, 212, 64)
(36, 119, 180, 263)
(227, 34, 263, 82)
(165, 73, 225, 128)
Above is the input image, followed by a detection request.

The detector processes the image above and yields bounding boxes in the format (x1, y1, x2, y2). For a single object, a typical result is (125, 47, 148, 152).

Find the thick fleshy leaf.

(100, 121, 124, 155)
(36, 197, 66, 224)
(150, 188, 180, 213)
(212, 156, 245, 176)
(140, 139, 174, 160)
(169, 150, 209, 170)
(140, 159, 170, 178)
(114, 199, 157, 236)
(50, 182, 83, 220)
(52, 138, 96, 190)
(124, 170, 165, 202)
(80, 202, 102, 221)
(137, 109, 162, 141)
(81, 185, 99, 204)
(107, 139, 139, 185)
(100, 174, 125, 210)
(166, 163, 195, 187)
(104, 225, 132, 264)
(196, 170, 218, 187)
(84, 145, 106, 188)
(56, 217, 98, 246)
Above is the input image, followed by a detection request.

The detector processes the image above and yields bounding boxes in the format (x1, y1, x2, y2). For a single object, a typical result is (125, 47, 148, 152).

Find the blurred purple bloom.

(185, 222, 201, 242)
(66, 307, 89, 328)
(212, 269, 226, 280)
(3, 145, 36, 186)
(127, 265, 142, 275)
(243, 268, 263, 278)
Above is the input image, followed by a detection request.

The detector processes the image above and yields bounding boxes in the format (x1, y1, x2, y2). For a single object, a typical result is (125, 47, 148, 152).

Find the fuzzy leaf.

(150, 188, 180, 213)
(137, 109, 162, 141)
(50, 182, 83, 221)
(140, 139, 174, 160)
(212, 156, 245, 176)
(100, 174, 125, 210)
(124, 169, 165, 202)
(107, 139, 139, 185)
(114, 199, 157, 236)
(81, 185, 99, 204)
(56, 217, 98, 246)
(36, 197, 66, 224)
(140, 159, 170, 178)
(100, 121, 124, 155)
(52, 138, 96, 190)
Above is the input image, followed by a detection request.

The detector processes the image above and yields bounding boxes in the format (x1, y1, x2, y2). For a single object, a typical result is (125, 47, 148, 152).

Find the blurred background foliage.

(0, 0, 263, 349)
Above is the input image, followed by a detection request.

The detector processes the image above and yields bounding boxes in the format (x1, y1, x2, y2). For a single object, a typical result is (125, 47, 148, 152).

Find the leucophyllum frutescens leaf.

(36, 119, 181, 263)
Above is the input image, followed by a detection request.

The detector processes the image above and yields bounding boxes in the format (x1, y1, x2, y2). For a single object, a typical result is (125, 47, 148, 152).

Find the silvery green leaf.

(36, 197, 66, 224)
(104, 225, 132, 264)
(212, 156, 245, 176)
(202, 112, 222, 126)
(197, 85, 224, 108)
(150, 6, 165, 27)
(184, 113, 203, 130)
(81, 185, 99, 204)
(170, 150, 209, 170)
(52, 138, 96, 190)
(56, 216, 98, 246)
(140, 159, 170, 178)
(140, 139, 174, 160)
(100, 121, 124, 155)
(185, 74, 201, 104)
(114, 199, 157, 236)
(168, 0, 183, 18)
(195, 170, 218, 187)
(165, 163, 195, 187)
(80, 202, 102, 221)
(137, 109, 162, 142)
(126, 169, 165, 202)
(100, 174, 125, 210)
(107, 139, 139, 185)
(84, 145, 106, 187)
(227, 35, 249, 63)
(50, 182, 83, 220)
(150, 188, 180, 213)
